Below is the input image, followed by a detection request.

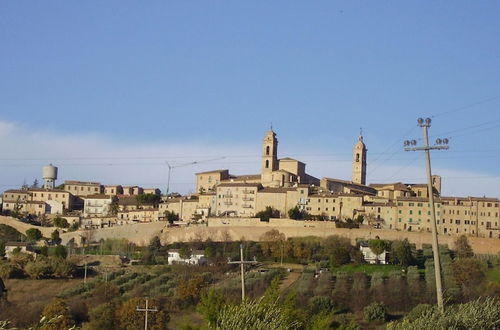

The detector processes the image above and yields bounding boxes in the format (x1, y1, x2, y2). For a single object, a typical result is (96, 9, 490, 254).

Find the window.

(265, 160, 269, 168)
(266, 146, 270, 155)
(356, 153, 360, 162)
(409, 210, 413, 215)
(409, 203, 414, 206)
(417, 203, 423, 207)
(399, 210, 402, 214)
(418, 211, 421, 215)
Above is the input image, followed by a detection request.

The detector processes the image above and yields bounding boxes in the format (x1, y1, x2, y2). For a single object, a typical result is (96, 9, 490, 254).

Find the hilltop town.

(1, 129, 498, 242)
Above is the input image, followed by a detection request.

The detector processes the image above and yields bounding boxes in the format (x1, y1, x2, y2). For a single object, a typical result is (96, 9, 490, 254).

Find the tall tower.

(42, 164, 58, 189)
(261, 129, 278, 184)
(262, 129, 278, 173)
(352, 134, 367, 185)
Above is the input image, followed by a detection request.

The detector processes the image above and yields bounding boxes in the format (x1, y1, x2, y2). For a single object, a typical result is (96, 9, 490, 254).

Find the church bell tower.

(352, 132, 367, 185)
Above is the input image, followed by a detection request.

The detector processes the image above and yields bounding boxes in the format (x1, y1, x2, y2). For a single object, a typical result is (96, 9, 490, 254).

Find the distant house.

(4, 242, 37, 259)
(167, 249, 207, 265)
(359, 242, 389, 264)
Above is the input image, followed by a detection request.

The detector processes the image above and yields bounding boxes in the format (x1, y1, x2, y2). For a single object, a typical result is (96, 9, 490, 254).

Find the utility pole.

(136, 297, 158, 330)
(228, 244, 258, 302)
(404, 117, 449, 312)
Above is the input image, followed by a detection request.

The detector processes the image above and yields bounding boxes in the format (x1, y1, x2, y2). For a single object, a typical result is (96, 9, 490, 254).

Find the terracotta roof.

(229, 174, 261, 180)
(217, 182, 262, 188)
(259, 187, 296, 193)
(64, 180, 101, 186)
(3, 189, 31, 194)
(195, 169, 229, 175)
(279, 157, 304, 164)
(28, 188, 68, 193)
(83, 194, 113, 199)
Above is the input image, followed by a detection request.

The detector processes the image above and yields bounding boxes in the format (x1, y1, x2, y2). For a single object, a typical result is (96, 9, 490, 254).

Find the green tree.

(260, 229, 287, 263)
(368, 239, 389, 264)
(41, 298, 74, 330)
(255, 206, 280, 222)
(363, 302, 387, 322)
(51, 230, 62, 245)
(165, 211, 180, 225)
(454, 235, 474, 259)
(136, 193, 161, 206)
(53, 245, 68, 259)
(86, 302, 117, 330)
(52, 217, 69, 229)
(197, 289, 226, 327)
(390, 239, 414, 266)
(25, 228, 43, 242)
(451, 258, 486, 298)
(117, 297, 169, 330)
(0, 240, 5, 258)
(288, 206, 309, 220)
(330, 246, 351, 267)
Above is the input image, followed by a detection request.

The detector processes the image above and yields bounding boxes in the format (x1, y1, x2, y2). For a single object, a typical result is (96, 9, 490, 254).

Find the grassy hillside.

(0, 224, 25, 242)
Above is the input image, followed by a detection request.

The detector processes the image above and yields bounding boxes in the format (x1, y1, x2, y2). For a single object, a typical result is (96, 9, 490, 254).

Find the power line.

(431, 94, 500, 118)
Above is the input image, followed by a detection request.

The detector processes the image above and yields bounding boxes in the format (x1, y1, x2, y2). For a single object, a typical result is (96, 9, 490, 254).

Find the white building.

(167, 250, 207, 265)
(359, 242, 389, 264)
(83, 195, 114, 217)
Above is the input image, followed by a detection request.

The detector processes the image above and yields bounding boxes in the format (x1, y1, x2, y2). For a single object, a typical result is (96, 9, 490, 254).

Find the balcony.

(242, 197, 254, 201)
(242, 204, 253, 209)
(242, 190, 254, 194)
(224, 201, 233, 206)
(223, 194, 233, 198)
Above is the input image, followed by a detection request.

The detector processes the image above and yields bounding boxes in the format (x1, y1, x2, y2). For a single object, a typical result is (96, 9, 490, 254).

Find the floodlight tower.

(404, 117, 449, 312)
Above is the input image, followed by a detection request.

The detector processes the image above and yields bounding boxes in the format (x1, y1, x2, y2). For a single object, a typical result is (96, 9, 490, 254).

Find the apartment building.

(83, 194, 114, 217)
(64, 180, 103, 197)
(215, 183, 261, 217)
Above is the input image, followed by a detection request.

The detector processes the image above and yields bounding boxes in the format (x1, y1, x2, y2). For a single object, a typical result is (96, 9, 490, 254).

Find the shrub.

(25, 258, 53, 279)
(0, 261, 22, 279)
(53, 217, 69, 228)
(25, 228, 42, 242)
(51, 258, 76, 278)
(363, 302, 387, 322)
(215, 297, 301, 330)
(404, 304, 433, 322)
(308, 296, 333, 315)
(387, 297, 500, 330)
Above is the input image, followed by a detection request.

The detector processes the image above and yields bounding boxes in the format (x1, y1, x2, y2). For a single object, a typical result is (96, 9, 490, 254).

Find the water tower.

(42, 164, 58, 189)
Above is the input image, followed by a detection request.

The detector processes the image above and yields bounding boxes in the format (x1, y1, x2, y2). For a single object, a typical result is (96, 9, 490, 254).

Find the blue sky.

(0, 1, 499, 196)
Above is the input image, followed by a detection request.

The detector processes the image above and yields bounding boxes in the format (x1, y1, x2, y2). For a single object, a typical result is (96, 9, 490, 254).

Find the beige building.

(159, 196, 205, 221)
(122, 186, 144, 196)
(104, 185, 123, 195)
(215, 183, 261, 217)
(196, 170, 230, 194)
(2, 188, 74, 215)
(118, 208, 159, 223)
(64, 180, 103, 197)
(30, 188, 73, 211)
